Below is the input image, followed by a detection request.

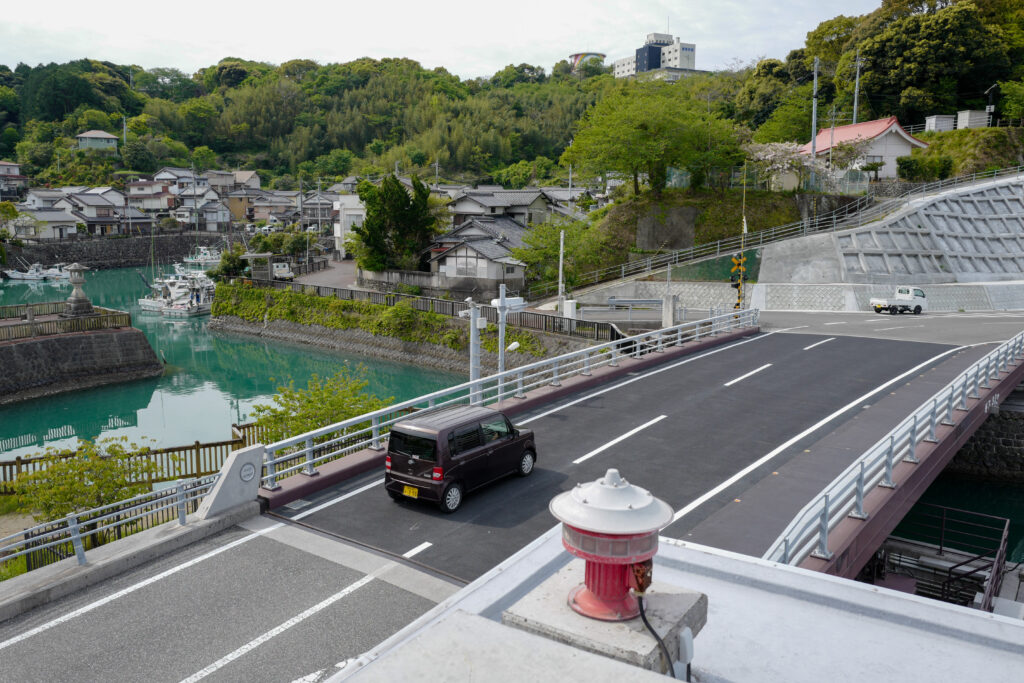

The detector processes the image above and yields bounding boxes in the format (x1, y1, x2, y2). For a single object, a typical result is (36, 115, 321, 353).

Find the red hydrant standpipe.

(550, 469, 674, 621)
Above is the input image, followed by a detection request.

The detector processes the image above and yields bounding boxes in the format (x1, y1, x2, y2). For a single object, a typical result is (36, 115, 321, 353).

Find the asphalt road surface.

(1, 315, 1017, 682)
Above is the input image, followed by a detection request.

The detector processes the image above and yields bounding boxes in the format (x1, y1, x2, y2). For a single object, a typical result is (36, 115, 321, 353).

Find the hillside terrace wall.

(7, 234, 233, 270)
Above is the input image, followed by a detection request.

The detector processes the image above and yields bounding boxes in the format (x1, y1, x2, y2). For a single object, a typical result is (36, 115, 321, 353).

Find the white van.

(272, 262, 294, 281)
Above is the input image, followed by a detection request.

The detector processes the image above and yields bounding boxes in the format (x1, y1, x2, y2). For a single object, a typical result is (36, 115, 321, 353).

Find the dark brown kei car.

(384, 405, 536, 513)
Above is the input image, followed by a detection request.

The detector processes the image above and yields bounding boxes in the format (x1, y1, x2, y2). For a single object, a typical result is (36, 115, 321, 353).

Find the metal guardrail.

(763, 330, 1024, 597)
(248, 280, 619, 342)
(0, 307, 132, 342)
(0, 476, 218, 571)
(259, 308, 759, 489)
(527, 164, 1024, 299)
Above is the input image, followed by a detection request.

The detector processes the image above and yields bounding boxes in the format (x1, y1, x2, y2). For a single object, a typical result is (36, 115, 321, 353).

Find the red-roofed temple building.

(800, 116, 927, 179)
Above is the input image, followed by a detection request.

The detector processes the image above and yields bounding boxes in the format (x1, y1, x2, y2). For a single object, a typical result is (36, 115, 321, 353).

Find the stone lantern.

(62, 263, 96, 317)
(549, 468, 674, 621)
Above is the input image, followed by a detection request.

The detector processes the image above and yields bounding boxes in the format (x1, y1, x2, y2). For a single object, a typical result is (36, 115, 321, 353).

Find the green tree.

(252, 367, 391, 444)
(754, 84, 814, 143)
(178, 97, 219, 146)
(511, 218, 617, 288)
(122, 138, 157, 172)
(350, 175, 438, 271)
(562, 81, 734, 196)
(191, 145, 217, 172)
(854, 2, 1012, 121)
(10, 437, 161, 523)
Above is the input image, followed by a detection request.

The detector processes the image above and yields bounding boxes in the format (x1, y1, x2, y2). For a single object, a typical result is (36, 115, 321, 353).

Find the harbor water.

(0, 268, 461, 460)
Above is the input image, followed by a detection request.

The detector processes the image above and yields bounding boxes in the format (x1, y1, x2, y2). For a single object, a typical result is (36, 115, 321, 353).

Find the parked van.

(271, 262, 294, 281)
(384, 405, 536, 513)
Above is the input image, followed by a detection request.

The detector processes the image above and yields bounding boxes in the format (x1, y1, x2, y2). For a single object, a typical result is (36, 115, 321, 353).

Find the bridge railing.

(0, 476, 218, 573)
(527, 164, 1024, 299)
(0, 307, 132, 343)
(763, 330, 1024, 610)
(260, 308, 759, 489)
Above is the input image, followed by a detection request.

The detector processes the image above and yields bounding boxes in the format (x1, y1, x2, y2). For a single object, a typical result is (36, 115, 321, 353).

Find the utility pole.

(810, 57, 819, 189)
(852, 50, 862, 125)
(122, 116, 128, 149)
(434, 159, 439, 188)
(557, 229, 565, 314)
(828, 104, 842, 171)
(568, 164, 573, 214)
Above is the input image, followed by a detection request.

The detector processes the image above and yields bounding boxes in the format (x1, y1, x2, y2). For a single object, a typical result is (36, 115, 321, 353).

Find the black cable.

(638, 595, 676, 679)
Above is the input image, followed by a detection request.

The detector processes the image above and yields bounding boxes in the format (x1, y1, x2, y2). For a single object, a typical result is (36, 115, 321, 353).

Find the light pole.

(557, 229, 565, 313)
(461, 297, 483, 404)
(490, 284, 526, 396)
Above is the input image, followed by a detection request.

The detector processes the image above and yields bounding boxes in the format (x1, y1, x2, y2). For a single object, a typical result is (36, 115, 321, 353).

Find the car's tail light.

(385, 455, 391, 472)
(432, 467, 443, 480)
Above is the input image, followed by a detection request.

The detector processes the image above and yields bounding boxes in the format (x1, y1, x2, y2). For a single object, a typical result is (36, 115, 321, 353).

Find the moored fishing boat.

(2, 263, 50, 280)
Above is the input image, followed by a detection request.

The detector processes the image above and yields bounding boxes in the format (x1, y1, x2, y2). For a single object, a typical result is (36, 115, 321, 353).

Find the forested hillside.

(0, 0, 1022, 190)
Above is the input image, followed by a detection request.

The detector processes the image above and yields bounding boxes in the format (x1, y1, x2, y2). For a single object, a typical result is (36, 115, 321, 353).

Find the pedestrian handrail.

(527, 164, 1024, 299)
(0, 302, 67, 320)
(762, 330, 1024, 611)
(0, 475, 218, 572)
(259, 309, 759, 489)
(0, 306, 132, 343)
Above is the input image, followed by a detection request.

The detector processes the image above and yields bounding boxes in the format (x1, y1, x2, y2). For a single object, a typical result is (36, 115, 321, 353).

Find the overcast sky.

(1, 0, 883, 80)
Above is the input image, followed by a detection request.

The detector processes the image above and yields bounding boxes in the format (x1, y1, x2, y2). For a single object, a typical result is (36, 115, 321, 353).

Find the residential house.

(154, 167, 210, 192)
(75, 130, 119, 152)
(449, 188, 550, 227)
(328, 176, 359, 194)
(127, 181, 175, 212)
(799, 116, 927, 180)
(83, 186, 126, 207)
(174, 185, 222, 227)
(54, 193, 121, 235)
(0, 160, 28, 200)
(23, 188, 67, 210)
(11, 208, 79, 239)
(232, 170, 261, 191)
(202, 170, 235, 195)
(251, 192, 296, 223)
(332, 195, 366, 255)
(299, 191, 339, 230)
(117, 206, 154, 234)
(225, 187, 265, 221)
(197, 200, 232, 232)
(426, 216, 528, 297)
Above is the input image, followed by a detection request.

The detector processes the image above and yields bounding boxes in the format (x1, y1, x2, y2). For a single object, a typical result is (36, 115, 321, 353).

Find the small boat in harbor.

(2, 263, 51, 280)
(42, 263, 71, 279)
(138, 271, 215, 315)
(181, 246, 222, 270)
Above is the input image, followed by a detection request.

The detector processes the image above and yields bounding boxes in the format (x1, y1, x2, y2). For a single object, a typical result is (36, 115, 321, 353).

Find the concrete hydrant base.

(502, 559, 707, 674)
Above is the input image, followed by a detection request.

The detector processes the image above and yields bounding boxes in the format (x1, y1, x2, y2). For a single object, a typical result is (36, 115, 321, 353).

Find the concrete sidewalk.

(294, 259, 361, 290)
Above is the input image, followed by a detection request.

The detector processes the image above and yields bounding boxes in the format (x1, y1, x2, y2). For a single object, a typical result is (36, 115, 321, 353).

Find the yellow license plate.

(402, 485, 418, 499)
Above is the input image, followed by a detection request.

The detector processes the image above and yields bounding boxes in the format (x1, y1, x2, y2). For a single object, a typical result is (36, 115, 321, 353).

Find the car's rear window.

(388, 430, 437, 462)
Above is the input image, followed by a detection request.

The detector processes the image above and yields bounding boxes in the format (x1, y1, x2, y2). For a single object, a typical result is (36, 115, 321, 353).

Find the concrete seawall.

(0, 328, 164, 406)
(207, 315, 591, 375)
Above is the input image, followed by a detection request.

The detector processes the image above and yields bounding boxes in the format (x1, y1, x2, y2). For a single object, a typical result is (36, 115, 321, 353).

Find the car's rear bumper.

(385, 473, 443, 502)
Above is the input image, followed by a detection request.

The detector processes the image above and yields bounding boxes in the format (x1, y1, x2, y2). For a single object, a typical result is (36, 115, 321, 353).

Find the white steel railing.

(528, 164, 1024, 299)
(260, 309, 760, 490)
(763, 331, 1024, 568)
(0, 476, 218, 569)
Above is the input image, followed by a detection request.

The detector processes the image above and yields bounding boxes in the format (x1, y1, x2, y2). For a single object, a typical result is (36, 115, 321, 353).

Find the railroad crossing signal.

(731, 253, 746, 274)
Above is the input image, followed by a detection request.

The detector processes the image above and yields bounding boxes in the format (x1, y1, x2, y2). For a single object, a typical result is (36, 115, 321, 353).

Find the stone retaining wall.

(947, 411, 1024, 481)
(0, 328, 164, 405)
(8, 234, 234, 270)
(207, 316, 591, 375)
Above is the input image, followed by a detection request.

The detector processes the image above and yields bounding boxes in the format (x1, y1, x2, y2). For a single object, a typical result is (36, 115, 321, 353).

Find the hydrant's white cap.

(549, 468, 673, 535)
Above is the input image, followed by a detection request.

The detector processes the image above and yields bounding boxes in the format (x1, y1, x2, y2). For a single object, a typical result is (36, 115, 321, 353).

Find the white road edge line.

(723, 364, 772, 387)
(0, 479, 383, 652)
(572, 415, 667, 465)
(668, 344, 966, 524)
(803, 337, 836, 351)
(822, 322, 846, 326)
(519, 328, 803, 425)
(402, 542, 433, 558)
(179, 571, 381, 683)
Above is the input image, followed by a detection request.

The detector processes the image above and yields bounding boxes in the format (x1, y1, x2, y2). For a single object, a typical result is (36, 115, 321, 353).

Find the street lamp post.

(490, 284, 526, 399)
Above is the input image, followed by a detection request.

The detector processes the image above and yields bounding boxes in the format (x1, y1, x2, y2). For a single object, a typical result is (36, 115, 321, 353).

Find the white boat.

(42, 263, 71, 279)
(181, 246, 222, 270)
(139, 272, 215, 314)
(2, 263, 50, 280)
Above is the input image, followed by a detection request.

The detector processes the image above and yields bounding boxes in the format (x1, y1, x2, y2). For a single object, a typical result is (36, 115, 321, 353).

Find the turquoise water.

(0, 268, 462, 460)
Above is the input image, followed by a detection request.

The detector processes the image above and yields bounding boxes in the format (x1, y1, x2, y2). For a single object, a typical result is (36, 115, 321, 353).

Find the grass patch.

(914, 128, 1024, 175)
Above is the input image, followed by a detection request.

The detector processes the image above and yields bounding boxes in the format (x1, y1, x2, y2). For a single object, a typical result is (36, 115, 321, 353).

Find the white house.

(332, 194, 366, 256)
(799, 116, 927, 179)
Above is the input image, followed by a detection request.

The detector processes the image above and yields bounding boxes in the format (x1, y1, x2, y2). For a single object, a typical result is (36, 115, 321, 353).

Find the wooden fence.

(0, 422, 264, 494)
(0, 306, 132, 343)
